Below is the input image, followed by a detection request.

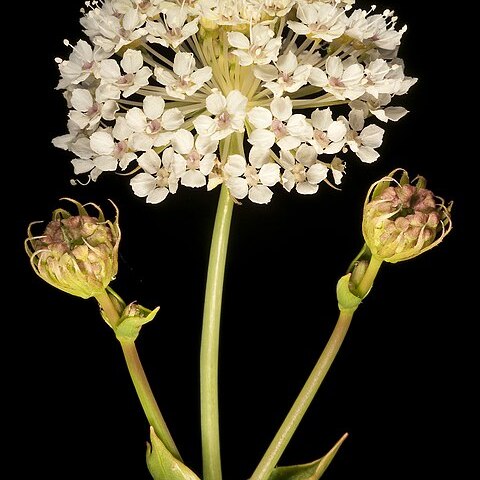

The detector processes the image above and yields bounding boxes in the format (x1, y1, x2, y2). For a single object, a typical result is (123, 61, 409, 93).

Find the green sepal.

(337, 273, 362, 314)
(115, 303, 160, 342)
(146, 427, 201, 480)
(268, 433, 348, 480)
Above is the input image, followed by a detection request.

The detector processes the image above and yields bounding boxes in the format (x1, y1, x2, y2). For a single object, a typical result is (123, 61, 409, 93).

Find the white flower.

(287, 2, 346, 42)
(154, 52, 212, 99)
(247, 97, 313, 152)
(124, 95, 184, 150)
(146, 6, 199, 48)
(363, 58, 399, 98)
(193, 90, 247, 141)
(227, 24, 282, 66)
(53, 0, 416, 204)
(70, 126, 137, 181)
(97, 49, 152, 101)
(309, 56, 366, 101)
(342, 109, 385, 163)
(130, 148, 179, 203)
(68, 88, 119, 130)
(56, 39, 110, 89)
(309, 107, 347, 155)
(81, 2, 148, 53)
(223, 154, 280, 204)
(170, 129, 218, 188)
(350, 95, 409, 123)
(278, 144, 328, 194)
(254, 51, 312, 97)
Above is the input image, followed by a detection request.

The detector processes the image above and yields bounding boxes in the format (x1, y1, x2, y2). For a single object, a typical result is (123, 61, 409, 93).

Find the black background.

(9, 2, 473, 479)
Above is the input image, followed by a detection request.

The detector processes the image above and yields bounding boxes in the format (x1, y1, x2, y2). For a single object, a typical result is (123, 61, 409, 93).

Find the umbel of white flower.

(53, 0, 417, 204)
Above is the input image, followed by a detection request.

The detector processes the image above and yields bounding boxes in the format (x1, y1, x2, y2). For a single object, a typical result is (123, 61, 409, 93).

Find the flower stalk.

(249, 309, 355, 480)
(200, 182, 235, 480)
(96, 289, 182, 461)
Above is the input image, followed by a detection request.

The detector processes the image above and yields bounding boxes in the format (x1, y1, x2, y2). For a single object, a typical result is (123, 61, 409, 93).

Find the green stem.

(200, 184, 234, 480)
(356, 255, 383, 298)
(250, 254, 384, 480)
(249, 311, 354, 480)
(95, 291, 181, 461)
(119, 339, 181, 460)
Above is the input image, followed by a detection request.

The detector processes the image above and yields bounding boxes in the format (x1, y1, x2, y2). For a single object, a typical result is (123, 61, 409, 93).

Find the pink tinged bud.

(362, 169, 452, 263)
(25, 198, 121, 299)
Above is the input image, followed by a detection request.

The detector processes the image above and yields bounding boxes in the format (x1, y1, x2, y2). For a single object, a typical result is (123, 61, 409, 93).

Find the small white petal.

(90, 131, 115, 155)
(93, 155, 117, 171)
(126, 107, 148, 132)
(200, 154, 215, 175)
(162, 108, 184, 130)
(248, 129, 276, 149)
(112, 117, 133, 141)
(271, 97, 292, 121)
(206, 93, 227, 115)
(227, 31, 250, 49)
(154, 66, 176, 86)
(71, 158, 93, 174)
(360, 124, 384, 148)
(296, 144, 317, 167)
(173, 52, 195, 77)
(131, 173, 156, 197)
(296, 181, 318, 195)
(248, 107, 273, 129)
(99, 59, 121, 80)
(224, 154, 246, 177)
(259, 163, 280, 186)
(226, 177, 248, 199)
(277, 136, 302, 151)
(194, 115, 217, 136)
(71, 89, 93, 111)
(253, 65, 278, 82)
(120, 49, 143, 74)
(143, 95, 165, 120)
(349, 109, 365, 132)
(147, 187, 169, 204)
(308, 67, 328, 87)
(356, 146, 380, 163)
(327, 121, 347, 142)
(277, 51, 298, 74)
(171, 129, 194, 154)
(249, 146, 271, 168)
(325, 56, 343, 78)
(226, 90, 248, 113)
(182, 170, 206, 188)
(196, 135, 218, 155)
(138, 149, 161, 174)
(307, 163, 328, 183)
(249, 185, 273, 204)
(190, 66, 213, 84)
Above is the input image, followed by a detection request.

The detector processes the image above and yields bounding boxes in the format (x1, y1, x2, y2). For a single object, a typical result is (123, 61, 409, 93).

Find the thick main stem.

(95, 291, 181, 460)
(200, 184, 234, 480)
(249, 311, 354, 480)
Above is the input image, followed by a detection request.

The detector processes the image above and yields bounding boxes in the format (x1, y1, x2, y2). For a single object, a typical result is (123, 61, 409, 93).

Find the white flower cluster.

(54, 0, 417, 204)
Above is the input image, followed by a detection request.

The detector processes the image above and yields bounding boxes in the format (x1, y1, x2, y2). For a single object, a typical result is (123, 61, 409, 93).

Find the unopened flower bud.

(362, 169, 452, 263)
(25, 198, 121, 298)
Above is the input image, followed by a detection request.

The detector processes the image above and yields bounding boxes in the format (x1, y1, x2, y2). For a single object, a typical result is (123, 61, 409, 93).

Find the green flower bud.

(362, 169, 452, 263)
(25, 198, 121, 299)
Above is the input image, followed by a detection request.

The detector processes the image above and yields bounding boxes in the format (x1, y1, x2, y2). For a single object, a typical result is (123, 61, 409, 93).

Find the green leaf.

(268, 433, 348, 480)
(146, 427, 202, 480)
